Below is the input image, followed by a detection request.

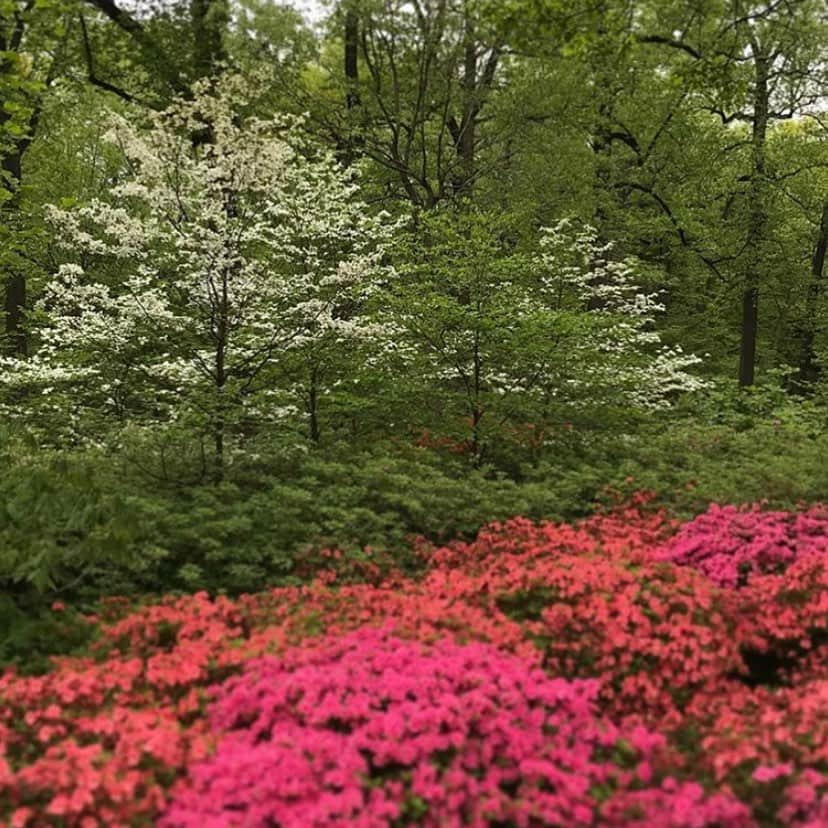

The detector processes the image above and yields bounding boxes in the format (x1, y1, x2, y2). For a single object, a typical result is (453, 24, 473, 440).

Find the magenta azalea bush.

(655, 503, 828, 587)
(160, 627, 750, 828)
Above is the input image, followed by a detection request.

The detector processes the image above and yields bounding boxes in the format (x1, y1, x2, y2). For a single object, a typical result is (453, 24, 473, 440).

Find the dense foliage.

(3, 0, 828, 605)
(3, 0, 828, 823)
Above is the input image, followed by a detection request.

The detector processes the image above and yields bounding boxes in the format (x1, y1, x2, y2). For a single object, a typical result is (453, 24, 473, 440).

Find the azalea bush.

(656, 503, 828, 587)
(0, 497, 826, 827)
(162, 629, 750, 828)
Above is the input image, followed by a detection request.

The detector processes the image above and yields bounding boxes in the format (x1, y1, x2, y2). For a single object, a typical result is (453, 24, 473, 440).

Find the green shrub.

(1, 381, 827, 607)
(602, 387, 828, 515)
(0, 593, 96, 675)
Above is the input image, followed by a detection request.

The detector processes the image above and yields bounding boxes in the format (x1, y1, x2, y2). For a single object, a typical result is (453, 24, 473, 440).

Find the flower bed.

(655, 503, 828, 587)
(0, 499, 825, 826)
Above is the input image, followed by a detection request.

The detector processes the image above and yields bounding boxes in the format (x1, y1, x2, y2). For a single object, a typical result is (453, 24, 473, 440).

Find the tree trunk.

(3, 273, 26, 357)
(214, 412, 224, 482)
(586, 2, 614, 311)
(344, 4, 360, 111)
(213, 354, 226, 483)
(309, 364, 320, 443)
(1, 10, 30, 357)
(738, 286, 759, 386)
(738, 48, 769, 387)
(460, 25, 476, 192)
(450, 12, 477, 197)
(795, 199, 828, 391)
(190, 0, 227, 80)
(470, 326, 482, 465)
(1, 141, 27, 356)
(339, 3, 361, 165)
(213, 258, 230, 482)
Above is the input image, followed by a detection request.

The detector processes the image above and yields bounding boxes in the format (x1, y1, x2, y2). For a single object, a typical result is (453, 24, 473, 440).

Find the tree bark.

(459, 18, 477, 194)
(448, 8, 479, 197)
(3, 270, 27, 357)
(738, 285, 759, 386)
(191, 0, 227, 80)
(1, 14, 29, 356)
(585, 1, 616, 311)
(213, 270, 228, 483)
(794, 199, 828, 391)
(339, 2, 361, 165)
(308, 364, 320, 443)
(344, 4, 360, 111)
(471, 327, 482, 465)
(738, 47, 769, 387)
(1, 140, 27, 355)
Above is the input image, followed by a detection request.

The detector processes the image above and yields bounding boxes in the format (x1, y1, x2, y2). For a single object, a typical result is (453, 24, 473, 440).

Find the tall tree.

(635, 0, 827, 386)
(79, 0, 229, 104)
(1, 0, 72, 355)
(310, 0, 505, 208)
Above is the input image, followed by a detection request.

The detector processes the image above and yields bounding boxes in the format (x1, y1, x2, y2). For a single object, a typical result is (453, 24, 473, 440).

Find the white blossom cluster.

(536, 220, 708, 410)
(3, 76, 397, 440)
(385, 216, 708, 451)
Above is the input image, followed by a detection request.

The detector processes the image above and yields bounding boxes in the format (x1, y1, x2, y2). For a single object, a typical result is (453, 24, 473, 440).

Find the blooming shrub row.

(656, 503, 828, 587)
(162, 629, 751, 828)
(0, 498, 825, 826)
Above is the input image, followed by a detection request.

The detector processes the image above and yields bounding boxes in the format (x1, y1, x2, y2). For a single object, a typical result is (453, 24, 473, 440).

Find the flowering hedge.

(0, 498, 826, 826)
(655, 503, 828, 587)
(161, 628, 753, 828)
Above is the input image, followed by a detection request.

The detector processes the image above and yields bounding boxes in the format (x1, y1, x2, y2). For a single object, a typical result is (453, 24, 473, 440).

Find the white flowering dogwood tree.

(535, 219, 708, 408)
(0, 77, 394, 478)
(387, 211, 706, 462)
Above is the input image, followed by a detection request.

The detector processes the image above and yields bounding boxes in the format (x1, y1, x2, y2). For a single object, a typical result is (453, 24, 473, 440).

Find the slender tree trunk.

(1, 11, 30, 357)
(446, 9, 478, 197)
(191, 0, 227, 80)
(339, 2, 361, 165)
(471, 325, 482, 465)
(309, 364, 320, 444)
(214, 295, 227, 483)
(738, 48, 769, 387)
(738, 285, 759, 386)
(795, 199, 828, 391)
(344, 4, 360, 111)
(214, 414, 224, 481)
(448, 6, 478, 196)
(586, 2, 615, 311)
(3, 274, 26, 356)
(1, 143, 27, 356)
(459, 19, 477, 194)
(587, 119, 612, 312)
(213, 204, 232, 481)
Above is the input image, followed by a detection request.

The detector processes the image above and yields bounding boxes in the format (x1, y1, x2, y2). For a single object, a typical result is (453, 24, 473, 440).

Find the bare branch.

(84, 0, 188, 95)
(79, 13, 143, 105)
